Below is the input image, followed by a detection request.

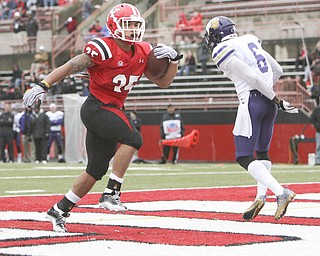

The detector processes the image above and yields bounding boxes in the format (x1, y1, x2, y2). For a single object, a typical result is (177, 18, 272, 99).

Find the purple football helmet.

(204, 16, 236, 52)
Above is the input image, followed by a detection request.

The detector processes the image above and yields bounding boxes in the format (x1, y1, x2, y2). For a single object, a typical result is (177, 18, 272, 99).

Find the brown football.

(146, 48, 170, 79)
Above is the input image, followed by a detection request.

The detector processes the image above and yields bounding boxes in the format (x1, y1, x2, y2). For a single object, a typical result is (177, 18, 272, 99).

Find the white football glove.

(153, 43, 183, 62)
(279, 99, 299, 114)
(23, 82, 48, 107)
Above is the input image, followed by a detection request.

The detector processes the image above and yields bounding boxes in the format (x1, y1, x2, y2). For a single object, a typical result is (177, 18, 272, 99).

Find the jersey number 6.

(248, 43, 268, 73)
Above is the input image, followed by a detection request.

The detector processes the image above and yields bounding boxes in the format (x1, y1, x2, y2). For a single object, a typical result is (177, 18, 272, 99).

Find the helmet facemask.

(114, 17, 145, 43)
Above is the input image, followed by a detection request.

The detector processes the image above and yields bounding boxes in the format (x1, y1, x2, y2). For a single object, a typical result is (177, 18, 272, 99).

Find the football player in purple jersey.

(204, 16, 298, 221)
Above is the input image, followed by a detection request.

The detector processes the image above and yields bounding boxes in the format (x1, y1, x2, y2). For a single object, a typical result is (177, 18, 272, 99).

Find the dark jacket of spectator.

(0, 111, 14, 137)
(32, 109, 50, 139)
(26, 14, 39, 37)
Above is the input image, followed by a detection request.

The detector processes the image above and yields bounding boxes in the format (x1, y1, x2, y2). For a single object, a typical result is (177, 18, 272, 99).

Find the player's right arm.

(43, 53, 95, 86)
(264, 51, 283, 84)
(220, 54, 276, 100)
(23, 53, 95, 107)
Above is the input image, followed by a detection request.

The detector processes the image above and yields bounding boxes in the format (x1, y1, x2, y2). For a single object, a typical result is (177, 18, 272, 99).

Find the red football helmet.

(107, 3, 145, 43)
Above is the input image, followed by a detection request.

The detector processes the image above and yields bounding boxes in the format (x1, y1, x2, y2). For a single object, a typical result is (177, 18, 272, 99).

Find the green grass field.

(0, 162, 319, 197)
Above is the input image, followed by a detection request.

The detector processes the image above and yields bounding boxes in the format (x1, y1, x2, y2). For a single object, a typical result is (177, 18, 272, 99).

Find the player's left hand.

(23, 82, 48, 108)
(279, 99, 299, 113)
(153, 43, 183, 62)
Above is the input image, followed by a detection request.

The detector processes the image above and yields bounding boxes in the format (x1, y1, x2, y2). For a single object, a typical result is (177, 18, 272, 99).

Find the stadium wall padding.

(136, 109, 315, 164)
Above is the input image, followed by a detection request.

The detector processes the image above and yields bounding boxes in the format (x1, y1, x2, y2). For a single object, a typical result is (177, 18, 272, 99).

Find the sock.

(257, 160, 271, 198)
(248, 160, 284, 196)
(104, 173, 123, 194)
(57, 189, 80, 213)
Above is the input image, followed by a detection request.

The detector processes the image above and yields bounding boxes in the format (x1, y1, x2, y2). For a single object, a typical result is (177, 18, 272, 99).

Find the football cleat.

(275, 188, 296, 221)
(46, 204, 70, 232)
(99, 191, 127, 212)
(242, 195, 266, 221)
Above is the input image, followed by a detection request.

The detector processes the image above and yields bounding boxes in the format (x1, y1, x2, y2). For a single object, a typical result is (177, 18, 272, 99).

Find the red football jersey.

(83, 37, 152, 108)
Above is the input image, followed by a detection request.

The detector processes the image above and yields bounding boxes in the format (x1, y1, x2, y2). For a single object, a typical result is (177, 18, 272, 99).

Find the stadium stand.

(0, 0, 319, 114)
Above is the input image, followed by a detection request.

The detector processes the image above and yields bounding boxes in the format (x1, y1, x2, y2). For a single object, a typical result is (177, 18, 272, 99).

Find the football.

(146, 48, 170, 79)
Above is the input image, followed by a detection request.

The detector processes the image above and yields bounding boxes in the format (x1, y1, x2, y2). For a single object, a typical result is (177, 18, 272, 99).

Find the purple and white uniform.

(211, 34, 283, 159)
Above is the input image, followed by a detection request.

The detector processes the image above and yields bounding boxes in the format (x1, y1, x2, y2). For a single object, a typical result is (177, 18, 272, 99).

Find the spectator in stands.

(174, 12, 191, 44)
(159, 104, 184, 164)
(32, 105, 50, 164)
(26, 0, 37, 13)
(30, 45, 49, 83)
(314, 41, 320, 58)
(310, 105, 320, 165)
(0, 103, 14, 163)
(46, 103, 65, 163)
(177, 50, 196, 76)
(8, 87, 23, 100)
(0, 1, 5, 20)
(17, 0, 27, 17)
(82, 0, 93, 20)
(13, 104, 24, 163)
(20, 106, 36, 163)
(64, 16, 78, 34)
(311, 57, 320, 85)
(58, 0, 69, 6)
(189, 11, 203, 33)
(25, 10, 39, 53)
(196, 36, 208, 76)
(13, 11, 26, 45)
(0, 87, 9, 100)
(44, 0, 56, 8)
(88, 19, 102, 37)
(11, 64, 23, 89)
(6, 0, 17, 20)
(295, 45, 308, 71)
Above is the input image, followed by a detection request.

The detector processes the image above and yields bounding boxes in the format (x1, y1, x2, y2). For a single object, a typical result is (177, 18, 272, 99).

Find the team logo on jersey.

(139, 58, 145, 64)
(210, 17, 220, 29)
(118, 61, 124, 66)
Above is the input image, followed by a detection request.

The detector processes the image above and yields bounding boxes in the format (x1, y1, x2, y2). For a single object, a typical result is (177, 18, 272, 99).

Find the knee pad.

(86, 164, 109, 181)
(126, 131, 143, 150)
(237, 155, 255, 170)
(256, 151, 270, 161)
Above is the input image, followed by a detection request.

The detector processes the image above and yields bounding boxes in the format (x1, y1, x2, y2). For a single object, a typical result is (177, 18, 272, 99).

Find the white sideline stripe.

(0, 228, 78, 240)
(6, 190, 46, 194)
(1, 168, 320, 180)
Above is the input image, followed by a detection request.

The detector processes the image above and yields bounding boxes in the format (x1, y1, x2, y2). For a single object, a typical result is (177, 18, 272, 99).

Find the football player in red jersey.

(23, 3, 182, 232)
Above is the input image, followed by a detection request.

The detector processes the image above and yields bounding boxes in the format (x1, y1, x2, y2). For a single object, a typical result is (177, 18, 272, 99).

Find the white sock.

(65, 189, 81, 204)
(248, 160, 284, 196)
(109, 172, 124, 183)
(256, 160, 271, 198)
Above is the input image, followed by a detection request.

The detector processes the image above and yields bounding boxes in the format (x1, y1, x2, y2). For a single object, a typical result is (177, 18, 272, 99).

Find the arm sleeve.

(264, 51, 283, 84)
(222, 55, 276, 100)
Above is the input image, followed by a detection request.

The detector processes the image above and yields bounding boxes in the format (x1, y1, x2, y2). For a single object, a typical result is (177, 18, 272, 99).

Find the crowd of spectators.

(0, 0, 71, 20)
(0, 101, 65, 163)
(173, 11, 203, 44)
